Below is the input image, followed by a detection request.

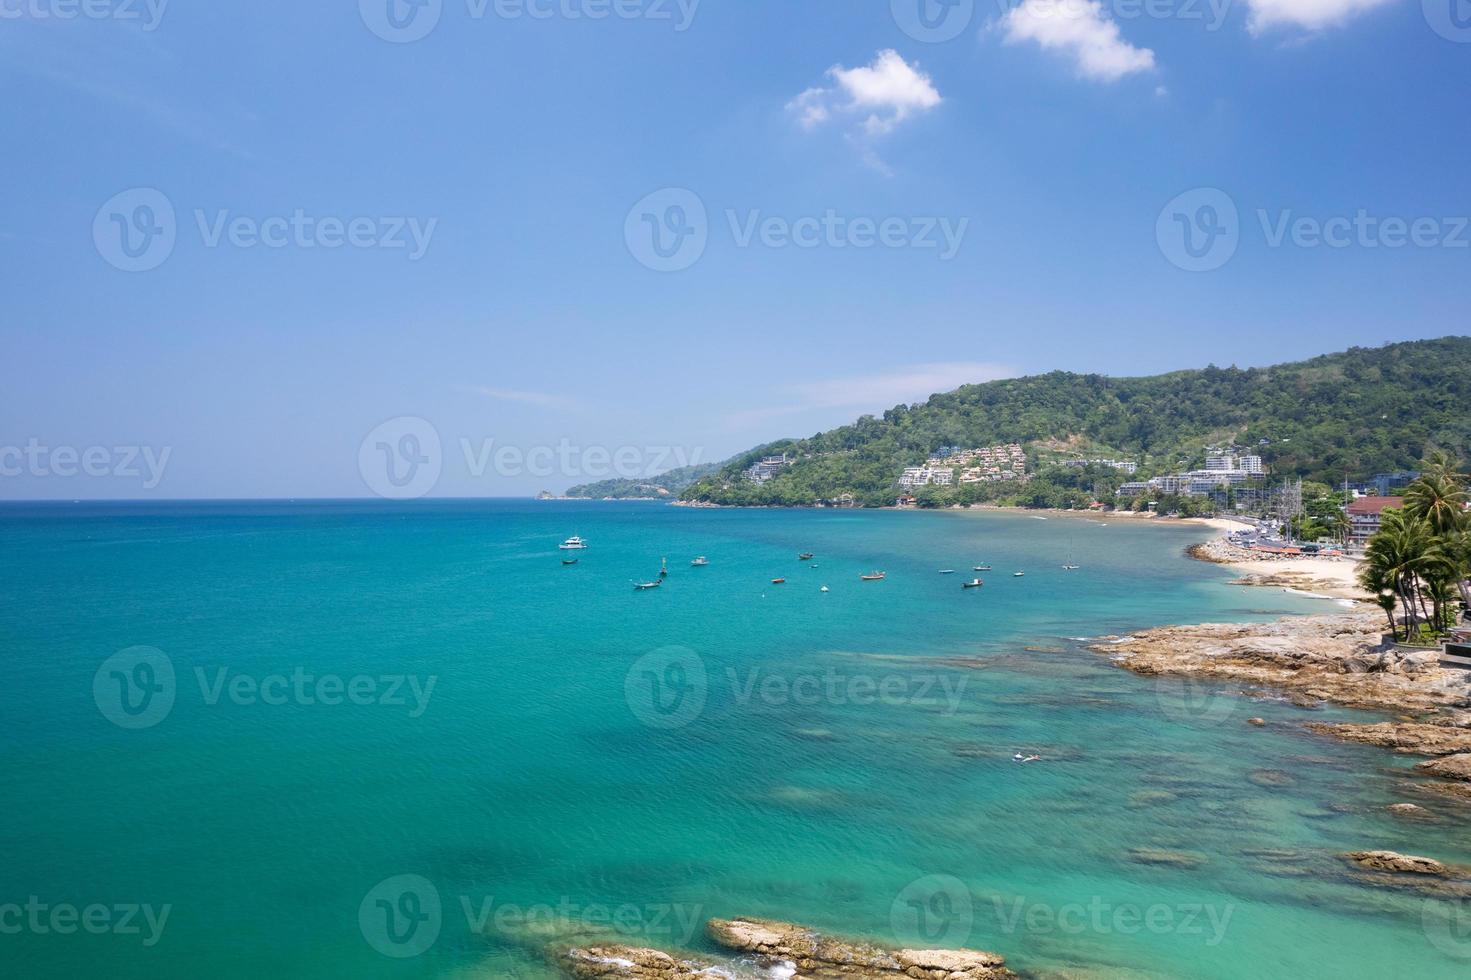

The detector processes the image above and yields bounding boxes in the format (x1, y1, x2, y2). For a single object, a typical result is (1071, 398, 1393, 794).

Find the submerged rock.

(1248, 768, 1294, 788)
(1387, 803, 1435, 820)
(1126, 847, 1208, 869)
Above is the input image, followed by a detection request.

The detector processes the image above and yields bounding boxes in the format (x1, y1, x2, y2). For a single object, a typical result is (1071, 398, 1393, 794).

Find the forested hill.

(680, 337, 1471, 507)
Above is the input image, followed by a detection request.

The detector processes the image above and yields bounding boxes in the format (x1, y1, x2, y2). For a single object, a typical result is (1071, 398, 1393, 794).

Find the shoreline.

(1086, 518, 1471, 826)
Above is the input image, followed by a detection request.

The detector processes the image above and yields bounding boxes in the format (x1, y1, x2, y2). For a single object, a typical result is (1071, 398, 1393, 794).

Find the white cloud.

(1002, 0, 1155, 83)
(786, 50, 942, 138)
(723, 362, 1016, 432)
(1244, 0, 1396, 32)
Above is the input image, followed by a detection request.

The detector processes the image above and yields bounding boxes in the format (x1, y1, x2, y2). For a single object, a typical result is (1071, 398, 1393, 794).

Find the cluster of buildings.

(1061, 458, 1138, 475)
(899, 444, 1028, 488)
(744, 454, 792, 483)
(1118, 450, 1267, 500)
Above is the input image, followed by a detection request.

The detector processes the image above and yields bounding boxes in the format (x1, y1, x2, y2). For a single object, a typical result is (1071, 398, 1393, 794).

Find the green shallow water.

(2, 501, 1468, 978)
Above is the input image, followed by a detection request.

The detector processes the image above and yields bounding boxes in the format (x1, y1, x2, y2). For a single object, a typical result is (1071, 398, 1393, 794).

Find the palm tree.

(1405, 472, 1469, 537)
(1358, 559, 1400, 638)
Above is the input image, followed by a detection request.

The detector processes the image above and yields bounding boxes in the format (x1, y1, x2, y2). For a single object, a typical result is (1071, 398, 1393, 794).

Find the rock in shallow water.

(562, 918, 1013, 979)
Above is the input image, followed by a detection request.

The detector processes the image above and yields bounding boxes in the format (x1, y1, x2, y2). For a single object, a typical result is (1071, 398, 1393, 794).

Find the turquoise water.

(2, 501, 1469, 978)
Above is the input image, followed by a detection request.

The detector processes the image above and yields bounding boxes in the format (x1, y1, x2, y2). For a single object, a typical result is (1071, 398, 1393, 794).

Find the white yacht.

(559, 536, 588, 550)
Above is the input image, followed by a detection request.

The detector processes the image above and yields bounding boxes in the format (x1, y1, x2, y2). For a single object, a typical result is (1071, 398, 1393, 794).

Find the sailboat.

(1062, 537, 1080, 570)
(659, 558, 669, 578)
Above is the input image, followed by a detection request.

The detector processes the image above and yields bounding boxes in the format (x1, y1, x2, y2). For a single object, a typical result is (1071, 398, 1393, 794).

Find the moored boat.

(860, 571, 886, 581)
(691, 556, 710, 566)
(634, 580, 661, 590)
(963, 579, 984, 589)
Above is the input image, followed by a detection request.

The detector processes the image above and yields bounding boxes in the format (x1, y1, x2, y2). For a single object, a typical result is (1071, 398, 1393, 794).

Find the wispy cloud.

(470, 386, 576, 410)
(1001, 0, 1155, 83)
(723, 362, 1016, 432)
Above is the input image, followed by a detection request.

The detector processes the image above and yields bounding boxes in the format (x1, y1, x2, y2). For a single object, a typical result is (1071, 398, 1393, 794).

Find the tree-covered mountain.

(681, 337, 1471, 508)
(564, 460, 723, 499)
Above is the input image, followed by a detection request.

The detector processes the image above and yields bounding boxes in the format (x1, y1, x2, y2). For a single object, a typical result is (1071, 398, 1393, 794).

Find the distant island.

(680, 337, 1471, 511)
(561, 460, 724, 500)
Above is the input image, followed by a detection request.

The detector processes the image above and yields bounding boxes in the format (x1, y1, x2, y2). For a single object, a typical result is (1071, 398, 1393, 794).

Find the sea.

(2, 500, 1468, 978)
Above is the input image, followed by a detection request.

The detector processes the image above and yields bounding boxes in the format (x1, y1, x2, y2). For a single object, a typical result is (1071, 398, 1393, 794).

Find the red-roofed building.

(1347, 496, 1404, 547)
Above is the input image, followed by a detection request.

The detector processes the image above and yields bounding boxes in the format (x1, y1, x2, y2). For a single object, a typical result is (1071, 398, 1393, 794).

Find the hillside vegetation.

(681, 337, 1471, 508)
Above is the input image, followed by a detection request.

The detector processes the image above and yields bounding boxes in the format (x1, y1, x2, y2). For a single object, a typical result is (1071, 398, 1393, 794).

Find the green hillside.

(565, 460, 723, 499)
(681, 337, 1471, 508)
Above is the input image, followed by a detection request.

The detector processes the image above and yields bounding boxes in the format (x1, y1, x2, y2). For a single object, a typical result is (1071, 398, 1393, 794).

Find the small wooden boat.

(634, 580, 661, 590)
(562, 558, 579, 566)
(771, 578, 787, 585)
(963, 579, 984, 589)
(860, 571, 887, 581)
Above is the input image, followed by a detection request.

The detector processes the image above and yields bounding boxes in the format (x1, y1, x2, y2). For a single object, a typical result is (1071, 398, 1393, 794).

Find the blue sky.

(2, 0, 1468, 498)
